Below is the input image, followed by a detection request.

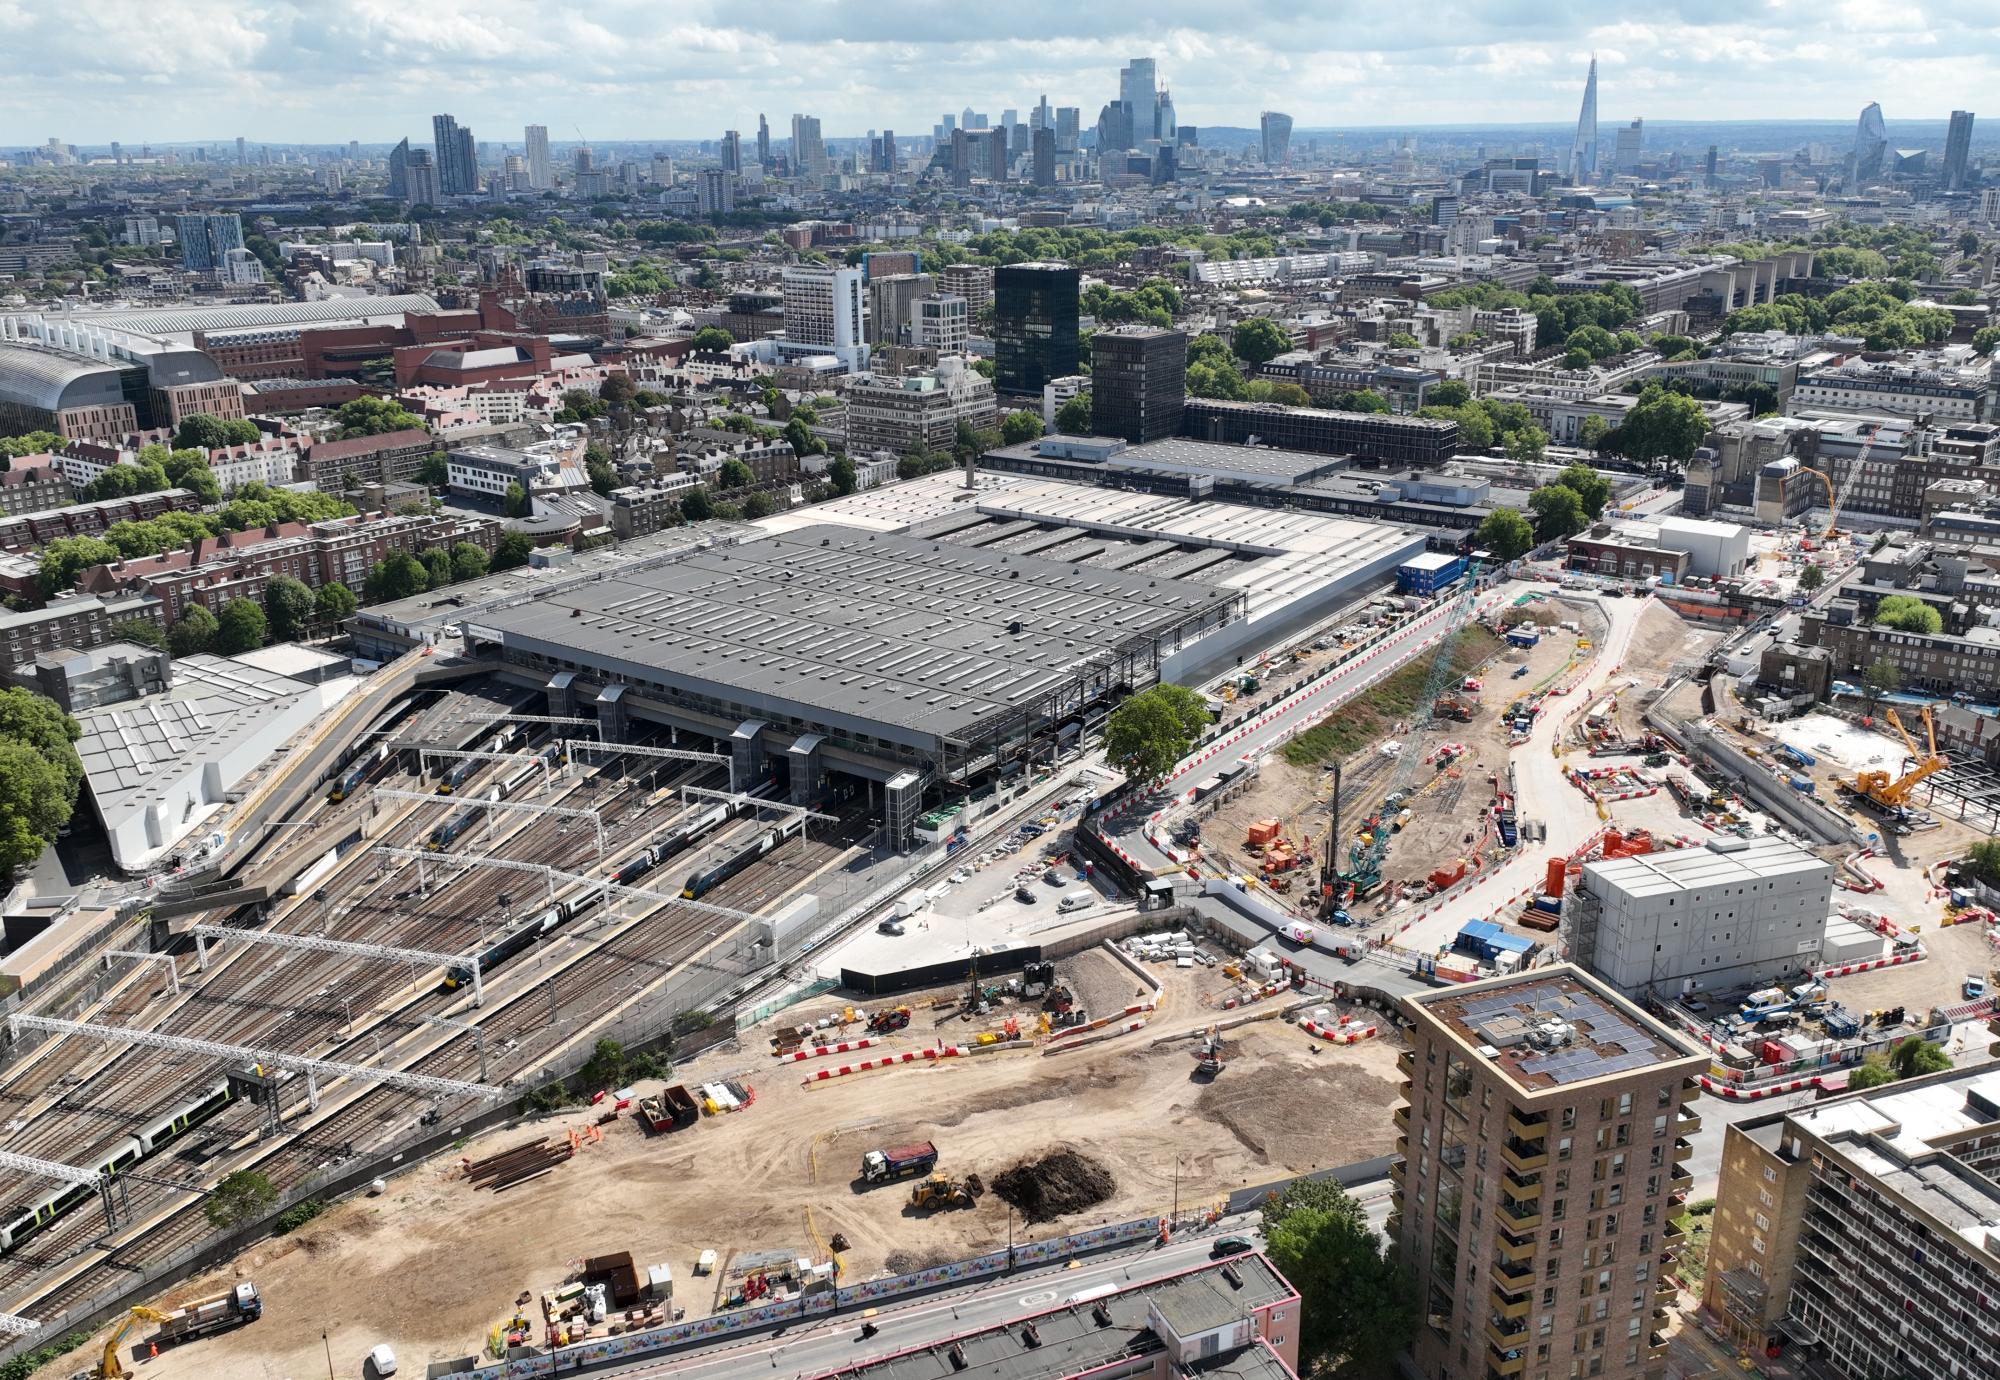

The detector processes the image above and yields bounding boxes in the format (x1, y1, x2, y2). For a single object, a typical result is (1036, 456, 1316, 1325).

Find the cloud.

(3, 0, 1998, 144)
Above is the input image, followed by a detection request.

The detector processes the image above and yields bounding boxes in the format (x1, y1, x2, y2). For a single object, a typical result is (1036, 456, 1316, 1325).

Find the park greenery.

(1721, 283, 1953, 351)
(1873, 594, 1944, 635)
(1259, 1177, 1416, 1380)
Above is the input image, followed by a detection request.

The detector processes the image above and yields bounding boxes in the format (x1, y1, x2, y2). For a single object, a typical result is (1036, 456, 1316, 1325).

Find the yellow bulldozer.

(909, 1173, 985, 1210)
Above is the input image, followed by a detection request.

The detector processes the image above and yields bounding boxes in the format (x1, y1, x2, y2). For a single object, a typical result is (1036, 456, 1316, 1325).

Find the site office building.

(1394, 966, 1705, 1380)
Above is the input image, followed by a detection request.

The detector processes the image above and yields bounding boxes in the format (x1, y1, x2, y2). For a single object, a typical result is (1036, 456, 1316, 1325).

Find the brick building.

(305, 428, 438, 491)
(0, 488, 201, 553)
(0, 592, 165, 674)
(0, 458, 75, 516)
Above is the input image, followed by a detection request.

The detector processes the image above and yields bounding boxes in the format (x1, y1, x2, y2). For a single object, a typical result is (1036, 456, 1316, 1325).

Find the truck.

(862, 1141, 938, 1183)
(154, 1281, 262, 1345)
(639, 1085, 700, 1133)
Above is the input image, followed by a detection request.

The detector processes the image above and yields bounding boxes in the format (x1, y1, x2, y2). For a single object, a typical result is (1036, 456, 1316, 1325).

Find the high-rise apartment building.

(1260, 112, 1293, 166)
(524, 124, 551, 190)
(404, 149, 439, 208)
(781, 264, 866, 371)
(912, 295, 969, 354)
(1850, 102, 1888, 187)
(757, 114, 771, 168)
(866, 273, 935, 347)
(1570, 57, 1600, 181)
(791, 115, 827, 178)
(720, 130, 742, 174)
(1944, 110, 1976, 191)
(432, 113, 477, 195)
(1703, 1062, 2000, 1379)
(1032, 127, 1057, 186)
(993, 262, 1080, 395)
(1393, 966, 1705, 1380)
(1613, 119, 1644, 175)
(387, 138, 411, 200)
(696, 168, 735, 216)
(174, 213, 245, 275)
(938, 264, 994, 317)
(1091, 327, 1185, 443)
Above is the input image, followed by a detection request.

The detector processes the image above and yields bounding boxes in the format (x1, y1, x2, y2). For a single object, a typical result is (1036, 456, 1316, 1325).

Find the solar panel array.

(1460, 985, 1663, 1086)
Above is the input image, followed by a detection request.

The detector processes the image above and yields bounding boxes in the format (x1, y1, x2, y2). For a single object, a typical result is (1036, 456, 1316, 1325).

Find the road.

(585, 1184, 1391, 1380)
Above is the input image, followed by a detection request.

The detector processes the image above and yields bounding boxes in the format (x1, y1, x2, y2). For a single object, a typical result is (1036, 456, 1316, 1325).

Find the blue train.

(682, 816, 805, 899)
(442, 892, 603, 991)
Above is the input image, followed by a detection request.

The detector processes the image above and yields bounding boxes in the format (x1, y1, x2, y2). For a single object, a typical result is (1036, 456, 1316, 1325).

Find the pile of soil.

(991, 1147, 1116, 1223)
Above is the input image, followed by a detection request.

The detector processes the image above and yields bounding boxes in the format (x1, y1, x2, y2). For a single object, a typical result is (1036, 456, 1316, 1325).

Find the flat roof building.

(1395, 966, 1705, 1380)
(994, 262, 1080, 395)
(1092, 327, 1186, 445)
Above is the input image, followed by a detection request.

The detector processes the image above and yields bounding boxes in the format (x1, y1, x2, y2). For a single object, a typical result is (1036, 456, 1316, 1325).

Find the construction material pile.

(463, 1136, 573, 1193)
(992, 1146, 1116, 1223)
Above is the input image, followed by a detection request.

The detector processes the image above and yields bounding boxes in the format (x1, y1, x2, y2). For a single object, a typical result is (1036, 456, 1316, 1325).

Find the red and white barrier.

(804, 1044, 971, 1083)
(1299, 1017, 1378, 1043)
(1046, 1002, 1156, 1045)
(781, 1036, 885, 1063)
(1813, 947, 1926, 980)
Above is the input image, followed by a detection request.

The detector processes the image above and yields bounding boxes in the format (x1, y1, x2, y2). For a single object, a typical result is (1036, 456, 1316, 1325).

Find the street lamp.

(322, 1329, 334, 1380)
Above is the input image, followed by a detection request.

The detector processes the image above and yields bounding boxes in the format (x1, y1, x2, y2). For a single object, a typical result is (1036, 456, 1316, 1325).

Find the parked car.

(1015, 886, 1037, 904)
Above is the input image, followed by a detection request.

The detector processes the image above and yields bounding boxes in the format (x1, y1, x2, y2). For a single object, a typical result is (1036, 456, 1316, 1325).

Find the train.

(606, 796, 768, 888)
(0, 1077, 237, 1255)
(328, 750, 392, 803)
(435, 757, 480, 795)
(426, 747, 559, 850)
(428, 806, 480, 852)
(442, 893, 603, 991)
(683, 816, 805, 899)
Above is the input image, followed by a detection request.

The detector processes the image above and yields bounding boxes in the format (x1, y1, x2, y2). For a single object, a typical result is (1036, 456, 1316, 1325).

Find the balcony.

(1678, 1106, 1703, 1135)
(1506, 1107, 1548, 1140)
(1672, 1137, 1693, 1163)
(1655, 1276, 1680, 1304)
(1500, 1136, 1549, 1174)
(1498, 1199, 1543, 1234)
(1394, 1103, 1411, 1133)
(1398, 1048, 1415, 1079)
(1502, 1169, 1543, 1202)
(1486, 1345, 1528, 1378)
(1491, 1288, 1531, 1321)
(1648, 1331, 1669, 1360)
(1395, 1133, 1408, 1160)
(1493, 1258, 1535, 1296)
(1484, 1319, 1530, 1358)
(1390, 1158, 1406, 1188)
(1495, 1231, 1537, 1263)
(1678, 1082, 1700, 1108)
(1664, 1218, 1688, 1246)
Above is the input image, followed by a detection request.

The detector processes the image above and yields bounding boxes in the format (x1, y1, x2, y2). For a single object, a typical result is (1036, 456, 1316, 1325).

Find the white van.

(368, 1344, 398, 1377)
(1058, 889, 1093, 912)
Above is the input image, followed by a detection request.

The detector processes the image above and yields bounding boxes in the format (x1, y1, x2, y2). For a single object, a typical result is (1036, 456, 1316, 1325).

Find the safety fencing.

(803, 1043, 971, 1084)
(1300, 1016, 1378, 1043)
(443, 1218, 1163, 1379)
(780, 1035, 885, 1063)
(735, 977, 841, 1033)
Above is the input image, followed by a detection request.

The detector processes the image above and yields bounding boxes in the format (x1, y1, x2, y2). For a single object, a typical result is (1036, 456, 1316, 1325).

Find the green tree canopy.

(503, 481, 531, 519)
(1611, 383, 1711, 464)
(315, 581, 358, 629)
(109, 617, 166, 650)
(1259, 1177, 1416, 1380)
(1230, 318, 1292, 366)
(332, 396, 423, 439)
(1799, 564, 1824, 592)
(1504, 426, 1548, 465)
(1103, 683, 1209, 784)
(38, 535, 119, 598)
(1000, 410, 1045, 445)
(172, 413, 261, 450)
(741, 491, 778, 519)
(1528, 484, 1589, 542)
(680, 487, 714, 523)
(491, 531, 536, 570)
(451, 542, 490, 583)
(168, 604, 220, 657)
(364, 552, 429, 603)
(215, 597, 268, 654)
(690, 326, 736, 354)
(263, 574, 316, 643)
(418, 451, 450, 487)
(1476, 507, 1535, 560)
(0, 430, 63, 459)
(1555, 464, 1611, 519)
(1427, 380, 1471, 408)
(206, 1170, 278, 1229)
(420, 546, 454, 589)
(1863, 657, 1900, 701)
(0, 741, 75, 876)
(1334, 389, 1391, 415)
(1874, 594, 1943, 635)
(717, 459, 756, 489)
(1890, 1037, 1952, 1079)
(828, 456, 858, 496)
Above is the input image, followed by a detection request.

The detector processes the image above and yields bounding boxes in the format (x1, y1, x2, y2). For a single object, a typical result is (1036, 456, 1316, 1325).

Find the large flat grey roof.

(16, 294, 444, 344)
(479, 523, 1232, 744)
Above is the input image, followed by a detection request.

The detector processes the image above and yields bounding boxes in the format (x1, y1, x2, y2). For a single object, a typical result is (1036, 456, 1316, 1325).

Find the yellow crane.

(96, 1306, 172, 1378)
(1848, 705, 1945, 813)
(1803, 423, 1881, 541)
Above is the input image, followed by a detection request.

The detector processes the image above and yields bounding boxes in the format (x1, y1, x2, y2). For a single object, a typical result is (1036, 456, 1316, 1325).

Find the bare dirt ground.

(1201, 621, 1585, 900)
(1612, 603, 1725, 741)
(61, 962, 1407, 1380)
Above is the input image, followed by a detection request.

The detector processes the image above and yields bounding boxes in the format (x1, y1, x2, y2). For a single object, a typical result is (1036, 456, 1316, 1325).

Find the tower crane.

(1841, 703, 1946, 820)
(1320, 561, 1484, 917)
(1804, 421, 1881, 542)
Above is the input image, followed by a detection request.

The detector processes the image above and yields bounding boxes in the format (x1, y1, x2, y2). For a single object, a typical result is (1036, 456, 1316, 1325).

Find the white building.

(277, 240, 397, 267)
(1565, 835, 1837, 996)
(220, 248, 266, 286)
(842, 356, 996, 456)
(447, 444, 571, 499)
(912, 294, 969, 354)
(1657, 516, 1751, 578)
(1790, 349, 1995, 424)
(776, 264, 867, 372)
(121, 216, 164, 248)
(1041, 374, 1090, 428)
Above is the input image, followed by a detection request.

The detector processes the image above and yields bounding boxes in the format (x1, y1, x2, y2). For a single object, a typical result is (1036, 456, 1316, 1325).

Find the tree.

(1476, 507, 1535, 560)
(1000, 410, 1044, 445)
(783, 416, 826, 458)
(829, 456, 858, 496)
(1799, 564, 1825, 592)
(331, 396, 423, 439)
(168, 604, 220, 658)
(1503, 425, 1548, 465)
(418, 451, 450, 487)
(1528, 484, 1589, 542)
(1266, 382, 1313, 407)
(450, 542, 489, 583)
(1102, 683, 1209, 784)
(172, 413, 260, 450)
(741, 492, 778, 519)
(215, 598, 268, 654)
(491, 531, 536, 571)
(0, 688, 83, 805)
(38, 535, 119, 598)
(717, 459, 755, 490)
(315, 581, 358, 628)
(109, 617, 166, 651)
(421, 546, 454, 590)
(1889, 1037, 1952, 1079)
(1259, 1177, 1416, 1380)
(0, 741, 74, 876)
(585, 448, 617, 498)
(364, 552, 429, 603)
(1846, 1057, 1896, 1091)
(263, 574, 316, 643)
(1863, 657, 1900, 703)
(1613, 383, 1712, 464)
(1555, 464, 1610, 519)
(1650, 333, 1698, 361)
(1386, 331, 1420, 349)
(689, 326, 735, 354)
(1873, 594, 1943, 635)
(1427, 379, 1471, 408)
(1230, 317, 1291, 366)
(205, 1170, 278, 1229)
(1963, 838, 2000, 888)
(0, 430, 63, 459)
(599, 373, 636, 406)
(1054, 391, 1094, 434)
(1578, 414, 1611, 450)
(503, 481, 531, 519)
(680, 487, 714, 523)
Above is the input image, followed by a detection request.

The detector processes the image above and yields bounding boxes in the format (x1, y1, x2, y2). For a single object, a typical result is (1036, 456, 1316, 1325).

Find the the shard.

(1569, 55, 1599, 182)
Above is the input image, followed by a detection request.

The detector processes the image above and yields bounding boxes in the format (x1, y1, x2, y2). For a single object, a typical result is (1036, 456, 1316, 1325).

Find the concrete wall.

(1577, 852, 1833, 995)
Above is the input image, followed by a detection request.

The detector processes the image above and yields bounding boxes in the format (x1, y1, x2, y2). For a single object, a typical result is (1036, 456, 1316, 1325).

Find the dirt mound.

(991, 1147, 1116, 1223)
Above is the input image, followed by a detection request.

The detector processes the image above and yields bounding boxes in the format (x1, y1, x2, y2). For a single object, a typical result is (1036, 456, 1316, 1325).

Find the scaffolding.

(6, 1014, 500, 1113)
(678, 785, 836, 825)
(187, 923, 484, 1006)
(373, 786, 606, 862)
(0, 1149, 118, 1236)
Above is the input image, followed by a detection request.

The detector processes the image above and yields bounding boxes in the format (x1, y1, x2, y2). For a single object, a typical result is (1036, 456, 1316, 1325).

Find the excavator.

(93, 1306, 172, 1378)
(1194, 1025, 1226, 1078)
(1841, 704, 1946, 823)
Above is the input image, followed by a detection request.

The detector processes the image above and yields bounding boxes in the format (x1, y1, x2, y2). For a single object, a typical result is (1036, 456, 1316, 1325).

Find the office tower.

(867, 273, 935, 346)
(1032, 95, 1051, 131)
(1613, 119, 1643, 175)
(1260, 112, 1293, 166)
(941, 113, 956, 134)
(987, 129, 1010, 182)
(1944, 110, 1976, 190)
(1119, 57, 1159, 141)
(939, 263, 994, 316)
(1849, 102, 1888, 186)
(574, 144, 594, 173)
(388, 137, 411, 199)
(1002, 109, 1018, 134)
(457, 125, 478, 192)
(433, 114, 464, 194)
(525, 124, 551, 190)
(235, 135, 246, 164)
(994, 262, 1080, 395)
(791, 114, 826, 178)
(174, 213, 245, 275)
(109, 140, 121, 164)
(1704, 144, 1719, 186)
(780, 264, 866, 370)
(1056, 108, 1080, 152)
(1392, 967, 1705, 1380)
(1431, 194, 1459, 228)
(1097, 103, 1135, 153)
(502, 154, 527, 191)
(1032, 127, 1056, 186)
(757, 114, 771, 168)
(720, 130, 742, 173)
(347, 139, 361, 162)
(696, 168, 735, 215)
(1156, 90, 1176, 144)
(651, 155, 675, 185)
(404, 150, 438, 207)
(1091, 328, 1185, 443)
(1569, 55, 1600, 181)
(912, 295, 969, 353)
(961, 106, 976, 133)
(1703, 1063, 2000, 1379)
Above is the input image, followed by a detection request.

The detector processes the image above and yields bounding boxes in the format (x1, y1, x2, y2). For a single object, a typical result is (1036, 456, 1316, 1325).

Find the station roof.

(29, 294, 444, 344)
(476, 522, 1231, 744)
(0, 341, 130, 412)
(1583, 835, 1830, 900)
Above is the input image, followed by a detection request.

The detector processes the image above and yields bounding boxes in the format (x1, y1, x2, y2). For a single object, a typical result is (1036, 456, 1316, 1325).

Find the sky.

(7, 0, 2000, 147)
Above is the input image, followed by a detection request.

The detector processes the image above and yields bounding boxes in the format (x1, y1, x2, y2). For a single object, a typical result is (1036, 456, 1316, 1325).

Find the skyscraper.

(1703, 144, 1719, 187)
(174, 213, 245, 275)
(1569, 56, 1600, 182)
(879, 129, 896, 174)
(1260, 112, 1294, 166)
(387, 137, 411, 200)
(235, 135, 246, 164)
(1119, 57, 1158, 140)
(1849, 101, 1888, 187)
(780, 264, 866, 371)
(1055, 107, 1080, 152)
(524, 124, 551, 190)
(791, 114, 826, 178)
(1944, 110, 1976, 191)
(994, 262, 1080, 395)
(457, 125, 477, 193)
(1092, 328, 1185, 443)
(1613, 118, 1643, 175)
(720, 130, 742, 173)
(1032, 95, 1052, 132)
(1032, 126, 1056, 187)
(404, 149, 438, 208)
(696, 168, 735, 215)
(756, 114, 772, 169)
(433, 113, 475, 195)
(1155, 90, 1176, 144)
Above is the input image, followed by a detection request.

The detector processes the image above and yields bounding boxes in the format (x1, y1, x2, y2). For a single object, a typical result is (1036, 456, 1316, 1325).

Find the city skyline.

(7, 1, 2000, 145)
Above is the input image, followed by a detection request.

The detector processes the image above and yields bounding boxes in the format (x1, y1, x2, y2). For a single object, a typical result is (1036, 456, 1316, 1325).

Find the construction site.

(46, 945, 1407, 1380)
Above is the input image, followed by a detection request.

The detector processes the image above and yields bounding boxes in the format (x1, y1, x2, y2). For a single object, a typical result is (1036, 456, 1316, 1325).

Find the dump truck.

(153, 1282, 262, 1346)
(861, 1141, 938, 1182)
(909, 1173, 985, 1210)
(639, 1085, 700, 1133)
